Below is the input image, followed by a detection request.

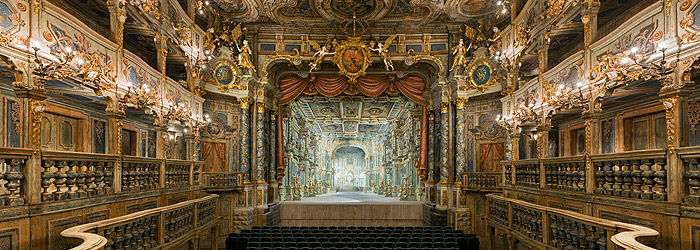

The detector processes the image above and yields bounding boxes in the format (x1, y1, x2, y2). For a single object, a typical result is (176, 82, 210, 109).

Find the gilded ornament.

(450, 39, 470, 72)
(467, 60, 495, 92)
(308, 40, 335, 72)
(238, 97, 251, 109)
(256, 101, 266, 113)
(116, 119, 123, 156)
(193, 86, 206, 97)
(439, 102, 449, 114)
(211, 60, 241, 92)
(16, 2, 26, 11)
(331, 36, 373, 83)
(370, 34, 398, 71)
(454, 97, 469, 110)
(30, 100, 45, 155)
(661, 97, 677, 153)
(236, 39, 256, 73)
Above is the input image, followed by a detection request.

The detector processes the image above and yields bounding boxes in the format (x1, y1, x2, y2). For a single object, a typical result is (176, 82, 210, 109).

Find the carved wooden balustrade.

(61, 194, 219, 250)
(122, 156, 162, 192)
(0, 147, 31, 206)
(542, 156, 586, 192)
(461, 172, 502, 191)
(41, 151, 119, 202)
(514, 160, 540, 188)
(486, 194, 659, 250)
(678, 146, 700, 205)
(165, 160, 192, 188)
(502, 161, 513, 184)
(591, 150, 667, 201)
(202, 172, 244, 191)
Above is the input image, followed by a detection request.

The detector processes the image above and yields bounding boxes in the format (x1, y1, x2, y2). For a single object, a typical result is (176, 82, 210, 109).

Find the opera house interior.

(1, 0, 700, 249)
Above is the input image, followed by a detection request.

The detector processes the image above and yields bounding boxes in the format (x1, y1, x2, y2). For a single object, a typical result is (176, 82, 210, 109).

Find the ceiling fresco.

(290, 95, 416, 137)
(210, 0, 506, 26)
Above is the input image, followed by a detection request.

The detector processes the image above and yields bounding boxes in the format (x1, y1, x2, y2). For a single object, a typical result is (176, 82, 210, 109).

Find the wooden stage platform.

(279, 192, 424, 227)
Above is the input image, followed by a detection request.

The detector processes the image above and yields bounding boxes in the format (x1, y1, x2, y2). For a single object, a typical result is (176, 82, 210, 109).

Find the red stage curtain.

(275, 109, 285, 184)
(278, 75, 427, 105)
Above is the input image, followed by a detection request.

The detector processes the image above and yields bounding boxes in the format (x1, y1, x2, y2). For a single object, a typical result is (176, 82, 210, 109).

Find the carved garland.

(10, 101, 21, 136)
(584, 118, 592, 170)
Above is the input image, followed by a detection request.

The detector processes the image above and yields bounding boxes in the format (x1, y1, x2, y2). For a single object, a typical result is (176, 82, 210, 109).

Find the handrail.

(42, 150, 120, 161)
(61, 194, 219, 250)
(486, 194, 658, 250)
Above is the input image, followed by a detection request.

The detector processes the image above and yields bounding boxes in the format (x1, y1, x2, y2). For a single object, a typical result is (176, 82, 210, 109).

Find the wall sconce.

(30, 40, 116, 92)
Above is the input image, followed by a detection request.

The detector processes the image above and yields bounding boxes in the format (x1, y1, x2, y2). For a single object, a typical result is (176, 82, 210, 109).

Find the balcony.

(487, 194, 658, 250)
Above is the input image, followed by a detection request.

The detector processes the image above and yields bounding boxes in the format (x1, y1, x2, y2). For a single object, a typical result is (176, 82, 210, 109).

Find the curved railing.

(486, 194, 658, 250)
(61, 194, 219, 250)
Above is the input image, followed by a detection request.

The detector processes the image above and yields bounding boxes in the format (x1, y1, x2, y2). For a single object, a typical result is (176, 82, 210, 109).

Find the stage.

(279, 192, 423, 226)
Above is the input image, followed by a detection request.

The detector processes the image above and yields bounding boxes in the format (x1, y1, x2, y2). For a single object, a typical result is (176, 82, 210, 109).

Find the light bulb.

(64, 46, 73, 54)
(630, 47, 639, 53)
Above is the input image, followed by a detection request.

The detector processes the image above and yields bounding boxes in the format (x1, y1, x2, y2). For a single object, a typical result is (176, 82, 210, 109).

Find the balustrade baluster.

(54, 160, 68, 200)
(654, 159, 667, 201)
(41, 160, 54, 202)
(685, 158, 700, 204)
(631, 160, 643, 199)
(621, 161, 632, 198)
(4, 159, 24, 205)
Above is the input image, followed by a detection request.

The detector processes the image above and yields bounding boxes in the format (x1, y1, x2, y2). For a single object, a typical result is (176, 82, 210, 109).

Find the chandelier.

(31, 41, 116, 92)
(120, 80, 160, 111)
(590, 41, 674, 87)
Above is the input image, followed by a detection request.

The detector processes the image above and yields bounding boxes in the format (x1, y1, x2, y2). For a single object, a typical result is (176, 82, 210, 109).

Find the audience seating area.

(226, 226, 479, 250)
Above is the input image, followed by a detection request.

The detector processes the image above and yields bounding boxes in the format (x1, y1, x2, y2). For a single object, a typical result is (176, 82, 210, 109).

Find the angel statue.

(371, 34, 398, 71)
(236, 39, 255, 73)
(308, 40, 335, 72)
(450, 38, 472, 72)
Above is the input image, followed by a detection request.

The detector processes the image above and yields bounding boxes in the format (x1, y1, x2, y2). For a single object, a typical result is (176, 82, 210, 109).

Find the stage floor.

(286, 192, 409, 204)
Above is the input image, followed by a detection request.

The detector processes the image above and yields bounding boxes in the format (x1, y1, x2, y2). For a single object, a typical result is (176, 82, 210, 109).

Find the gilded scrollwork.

(10, 100, 21, 136)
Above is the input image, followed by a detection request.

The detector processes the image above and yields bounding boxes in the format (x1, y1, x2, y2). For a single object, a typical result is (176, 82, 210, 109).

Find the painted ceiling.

(210, 0, 507, 26)
(290, 95, 416, 138)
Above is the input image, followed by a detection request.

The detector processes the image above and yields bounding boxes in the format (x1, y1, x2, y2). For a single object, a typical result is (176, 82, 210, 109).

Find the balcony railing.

(514, 159, 540, 188)
(460, 172, 502, 191)
(591, 149, 667, 201)
(678, 146, 700, 205)
(41, 151, 119, 202)
(202, 172, 244, 191)
(542, 156, 586, 193)
(61, 194, 219, 250)
(0, 147, 31, 206)
(122, 156, 162, 192)
(486, 194, 659, 250)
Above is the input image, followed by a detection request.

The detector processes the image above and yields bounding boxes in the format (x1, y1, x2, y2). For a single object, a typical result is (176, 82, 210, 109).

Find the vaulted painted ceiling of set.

(289, 95, 417, 138)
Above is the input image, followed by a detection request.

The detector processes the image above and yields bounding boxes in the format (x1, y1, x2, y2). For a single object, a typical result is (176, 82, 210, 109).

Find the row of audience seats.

(226, 226, 479, 250)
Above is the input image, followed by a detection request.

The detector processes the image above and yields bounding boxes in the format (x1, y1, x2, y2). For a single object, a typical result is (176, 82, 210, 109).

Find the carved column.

(107, 109, 125, 193)
(255, 101, 266, 183)
(437, 101, 451, 209)
(455, 98, 468, 182)
(239, 97, 251, 181)
(426, 110, 436, 202)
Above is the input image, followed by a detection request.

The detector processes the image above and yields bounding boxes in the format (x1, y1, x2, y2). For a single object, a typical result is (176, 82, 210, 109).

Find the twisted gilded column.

(439, 102, 449, 183)
(239, 97, 251, 181)
(454, 98, 468, 182)
(428, 111, 435, 182)
(255, 101, 266, 182)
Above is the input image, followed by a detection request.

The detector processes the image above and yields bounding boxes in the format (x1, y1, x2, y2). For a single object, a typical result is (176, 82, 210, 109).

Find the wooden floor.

(279, 192, 423, 226)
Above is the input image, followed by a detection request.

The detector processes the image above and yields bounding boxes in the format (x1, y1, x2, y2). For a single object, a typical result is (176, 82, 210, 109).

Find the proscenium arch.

(332, 142, 369, 156)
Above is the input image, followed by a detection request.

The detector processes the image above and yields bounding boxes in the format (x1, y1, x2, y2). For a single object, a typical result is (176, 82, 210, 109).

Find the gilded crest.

(332, 37, 372, 83)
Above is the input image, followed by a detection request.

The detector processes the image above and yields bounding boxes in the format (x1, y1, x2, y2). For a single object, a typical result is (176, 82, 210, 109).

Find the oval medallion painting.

(212, 61, 240, 91)
(342, 47, 364, 73)
(216, 65, 234, 85)
(473, 65, 491, 86)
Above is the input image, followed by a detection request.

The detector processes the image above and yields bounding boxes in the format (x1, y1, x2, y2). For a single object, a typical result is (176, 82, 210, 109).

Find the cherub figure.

(450, 38, 472, 71)
(308, 40, 335, 72)
(371, 34, 398, 71)
(236, 39, 255, 73)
